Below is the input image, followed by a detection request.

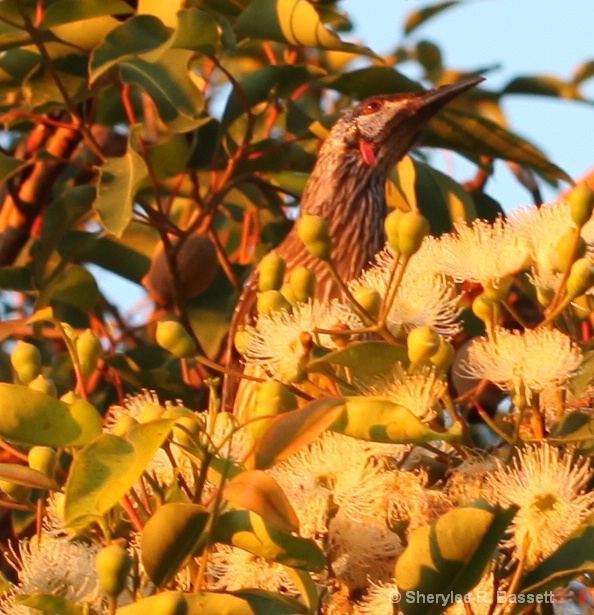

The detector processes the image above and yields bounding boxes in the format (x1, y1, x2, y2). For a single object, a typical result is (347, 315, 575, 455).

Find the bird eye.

(362, 98, 383, 114)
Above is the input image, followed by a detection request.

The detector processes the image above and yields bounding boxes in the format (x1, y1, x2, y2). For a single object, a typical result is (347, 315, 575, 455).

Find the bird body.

(225, 76, 483, 412)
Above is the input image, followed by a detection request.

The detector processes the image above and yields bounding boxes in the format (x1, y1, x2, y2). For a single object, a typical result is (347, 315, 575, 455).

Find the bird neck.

(299, 144, 388, 281)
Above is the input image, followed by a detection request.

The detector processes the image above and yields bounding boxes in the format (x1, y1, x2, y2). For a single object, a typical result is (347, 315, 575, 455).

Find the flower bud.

(571, 293, 591, 320)
(96, 543, 132, 597)
(567, 258, 594, 299)
(258, 251, 286, 292)
(472, 293, 499, 328)
(27, 375, 57, 397)
(76, 330, 102, 379)
(352, 285, 382, 320)
(535, 285, 555, 308)
(384, 209, 404, 251)
(256, 290, 292, 315)
(396, 210, 430, 257)
(289, 266, 316, 303)
(430, 338, 455, 372)
(172, 415, 201, 449)
(569, 183, 594, 228)
(407, 325, 441, 364)
(10, 341, 42, 385)
(552, 227, 586, 273)
(280, 283, 298, 306)
(28, 446, 56, 478)
(297, 215, 332, 261)
(155, 320, 197, 358)
(233, 326, 251, 355)
(483, 276, 514, 302)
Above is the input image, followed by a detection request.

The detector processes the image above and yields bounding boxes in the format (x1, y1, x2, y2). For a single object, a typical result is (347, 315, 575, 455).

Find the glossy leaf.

(395, 504, 516, 615)
(213, 510, 326, 571)
(0, 384, 102, 448)
(116, 591, 187, 615)
(404, 1, 460, 34)
(223, 470, 299, 534)
(0, 463, 59, 491)
(64, 419, 175, 528)
(119, 50, 204, 131)
(185, 590, 307, 615)
(141, 503, 209, 587)
(319, 66, 420, 100)
(174, 9, 220, 55)
(15, 594, 90, 615)
(503, 75, 580, 99)
(333, 396, 462, 444)
(235, 0, 375, 57)
(424, 108, 571, 184)
(89, 14, 171, 83)
(0, 150, 29, 185)
(37, 264, 99, 312)
(254, 398, 345, 468)
(93, 137, 148, 238)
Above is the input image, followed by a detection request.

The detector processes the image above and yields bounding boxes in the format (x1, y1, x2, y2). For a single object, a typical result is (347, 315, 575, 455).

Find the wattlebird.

(225, 76, 483, 411)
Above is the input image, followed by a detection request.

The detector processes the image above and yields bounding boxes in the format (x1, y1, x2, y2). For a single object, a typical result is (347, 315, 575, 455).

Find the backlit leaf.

(42, 0, 133, 28)
(15, 594, 89, 615)
(0, 463, 59, 491)
(404, 1, 460, 35)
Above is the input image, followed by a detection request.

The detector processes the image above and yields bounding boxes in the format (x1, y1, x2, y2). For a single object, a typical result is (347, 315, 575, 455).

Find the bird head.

(336, 75, 484, 172)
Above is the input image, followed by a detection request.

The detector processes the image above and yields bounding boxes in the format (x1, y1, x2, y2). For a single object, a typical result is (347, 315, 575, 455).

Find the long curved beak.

(413, 75, 485, 116)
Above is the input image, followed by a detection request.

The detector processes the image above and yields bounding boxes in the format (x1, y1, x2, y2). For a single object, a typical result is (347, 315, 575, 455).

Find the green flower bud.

(27, 374, 57, 397)
(352, 285, 382, 320)
(289, 266, 316, 303)
(256, 290, 292, 315)
(76, 330, 102, 379)
(258, 251, 286, 292)
(233, 326, 251, 355)
(96, 543, 132, 597)
(535, 285, 555, 308)
(567, 258, 594, 299)
(396, 210, 430, 257)
(155, 320, 197, 359)
(569, 182, 594, 228)
(0, 480, 31, 503)
(280, 282, 298, 306)
(472, 293, 499, 328)
(297, 214, 332, 261)
(552, 227, 586, 273)
(571, 293, 592, 320)
(112, 415, 137, 437)
(483, 276, 514, 302)
(10, 341, 42, 385)
(384, 209, 404, 251)
(28, 446, 56, 478)
(430, 338, 455, 372)
(407, 325, 441, 364)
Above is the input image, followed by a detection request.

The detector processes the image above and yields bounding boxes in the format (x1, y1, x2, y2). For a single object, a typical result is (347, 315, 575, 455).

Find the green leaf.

(185, 590, 307, 615)
(223, 470, 299, 534)
(308, 341, 408, 387)
(320, 66, 420, 99)
(424, 108, 572, 184)
(119, 49, 204, 131)
(141, 503, 209, 587)
(503, 75, 580, 99)
(37, 264, 99, 312)
(35, 185, 96, 278)
(116, 591, 187, 615)
(0, 150, 29, 185)
(235, 0, 376, 57)
(93, 135, 148, 238)
(89, 14, 171, 83)
(0, 266, 34, 291)
(42, 0, 133, 28)
(517, 514, 594, 607)
(0, 463, 59, 491)
(0, 384, 102, 448)
(58, 231, 150, 285)
(548, 411, 594, 453)
(404, 1, 460, 35)
(173, 9, 220, 55)
(395, 503, 516, 615)
(15, 594, 93, 615)
(226, 590, 307, 615)
(254, 398, 345, 469)
(213, 510, 326, 571)
(64, 419, 175, 528)
(333, 396, 462, 444)
(221, 65, 320, 130)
